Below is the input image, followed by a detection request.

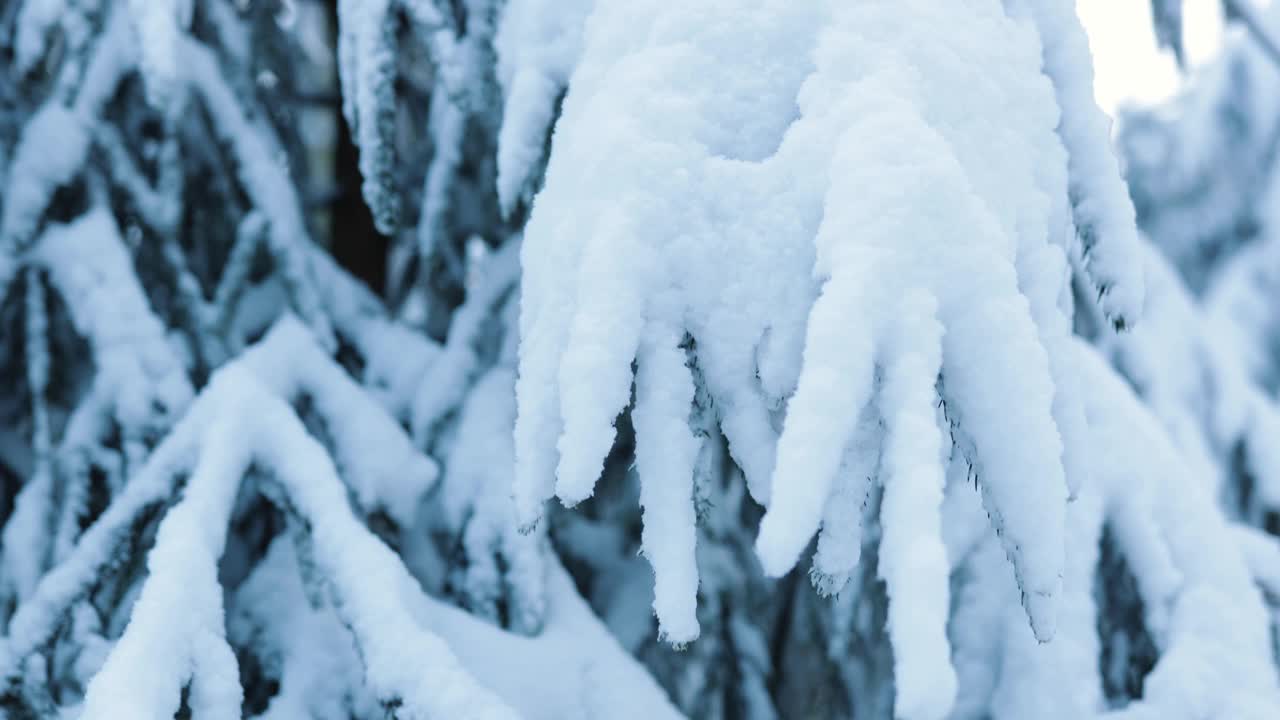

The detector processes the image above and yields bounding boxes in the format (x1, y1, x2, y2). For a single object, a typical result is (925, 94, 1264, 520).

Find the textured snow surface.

(442, 364, 548, 634)
(937, 340, 1280, 720)
(510, 3, 1145, 689)
(0, 207, 194, 616)
(1015, 0, 1146, 327)
(1119, 1, 1280, 287)
(179, 31, 335, 346)
(494, 0, 595, 214)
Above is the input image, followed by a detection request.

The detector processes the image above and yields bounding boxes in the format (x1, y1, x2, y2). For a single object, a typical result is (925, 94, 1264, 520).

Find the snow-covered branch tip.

(337, 0, 403, 235)
(1017, 0, 1146, 331)
(494, 0, 595, 217)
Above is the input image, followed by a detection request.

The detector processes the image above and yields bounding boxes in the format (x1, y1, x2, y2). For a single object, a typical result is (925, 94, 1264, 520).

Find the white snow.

(34, 209, 194, 437)
(410, 239, 520, 444)
(1103, 241, 1280, 511)
(809, 412, 877, 595)
(517, 2, 1092, 668)
(80, 405, 249, 719)
(336, 0, 401, 234)
(239, 316, 438, 526)
(6, 2, 1280, 718)
(126, 0, 193, 108)
(632, 314, 700, 644)
(247, 368, 520, 720)
(0, 104, 90, 254)
(493, 0, 594, 214)
(12, 337, 504, 718)
(305, 243, 445, 421)
(1, 374, 221, 678)
(874, 291, 955, 720)
(442, 364, 548, 634)
(940, 338, 1280, 720)
(179, 32, 335, 347)
(419, 558, 684, 720)
(1016, 0, 1146, 328)
(4, 312, 683, 717)
(514, 0, 824, 530)
(415, 86, 465, 260)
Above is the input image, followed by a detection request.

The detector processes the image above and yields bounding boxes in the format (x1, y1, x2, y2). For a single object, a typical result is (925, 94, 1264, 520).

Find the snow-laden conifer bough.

(0, 315, 679, 719)
(512, 0, 1276, 718)
(3, 0, 1280, 718)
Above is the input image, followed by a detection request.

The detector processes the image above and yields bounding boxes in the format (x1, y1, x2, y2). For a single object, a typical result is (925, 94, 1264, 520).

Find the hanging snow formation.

(505, 1, 1279, 719)
(514, 0, 1134, 661)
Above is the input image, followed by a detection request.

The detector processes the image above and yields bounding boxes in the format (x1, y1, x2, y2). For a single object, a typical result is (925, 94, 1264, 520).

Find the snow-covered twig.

(31, 209, 194, 468)
(1018, 0, 1146, 329)
(336, 0, 402, 234)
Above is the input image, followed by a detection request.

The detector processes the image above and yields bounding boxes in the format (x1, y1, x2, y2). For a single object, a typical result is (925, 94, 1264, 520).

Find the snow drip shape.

(337, 0, 402, 235)
(513, 1, 1145, 717)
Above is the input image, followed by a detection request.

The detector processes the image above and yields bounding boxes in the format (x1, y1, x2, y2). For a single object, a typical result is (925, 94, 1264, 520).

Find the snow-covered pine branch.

(77, 355, 512, 720)
(1014, 0, 1146, 329)
(0, 315, 681, 718)
(4, 0, 1280, 718)
(507, 2, 1280, 718)
(513, 0, 1113, 660)
(336, 0, 402, 235)
(0, 208, 192, 624)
